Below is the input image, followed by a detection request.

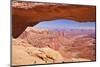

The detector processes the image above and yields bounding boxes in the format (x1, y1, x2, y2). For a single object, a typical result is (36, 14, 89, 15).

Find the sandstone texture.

(12, 27, 95, 66)
(12, 1, 96, 66)
(12, 1, 96, 38)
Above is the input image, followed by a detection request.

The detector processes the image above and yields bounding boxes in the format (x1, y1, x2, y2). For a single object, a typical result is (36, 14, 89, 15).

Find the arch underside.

(12, 2, 96, 38)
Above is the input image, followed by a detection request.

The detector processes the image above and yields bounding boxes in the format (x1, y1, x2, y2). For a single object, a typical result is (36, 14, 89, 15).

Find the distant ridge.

(33, 19, 95, 30)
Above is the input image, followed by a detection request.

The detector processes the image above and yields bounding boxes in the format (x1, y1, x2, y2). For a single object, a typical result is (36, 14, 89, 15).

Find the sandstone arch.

(12, 1, 96, 38)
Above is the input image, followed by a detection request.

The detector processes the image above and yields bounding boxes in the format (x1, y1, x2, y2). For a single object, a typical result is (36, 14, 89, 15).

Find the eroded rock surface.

(12, 1, 96, 38)
(12, 38, 91, 66)
(12, 27, 95, 66)
(12, 1, 96, 66)
(12, 39, 67, 65)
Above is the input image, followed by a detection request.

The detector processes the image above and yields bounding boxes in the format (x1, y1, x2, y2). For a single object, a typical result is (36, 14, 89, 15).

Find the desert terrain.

(12, 27, 96, 66)
(12, 1, 96, 66)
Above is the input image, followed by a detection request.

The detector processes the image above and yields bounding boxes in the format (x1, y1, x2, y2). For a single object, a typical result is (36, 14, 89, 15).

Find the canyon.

(12, 1, 96, 66)
(12, 27, 96, 65)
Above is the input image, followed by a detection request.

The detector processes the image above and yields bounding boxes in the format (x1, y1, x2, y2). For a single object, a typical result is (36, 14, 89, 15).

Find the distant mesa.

(33, 19, 95, 30)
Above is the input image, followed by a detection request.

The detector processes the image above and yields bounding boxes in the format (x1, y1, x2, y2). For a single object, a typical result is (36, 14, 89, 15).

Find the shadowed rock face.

(12, 1, 96, 38)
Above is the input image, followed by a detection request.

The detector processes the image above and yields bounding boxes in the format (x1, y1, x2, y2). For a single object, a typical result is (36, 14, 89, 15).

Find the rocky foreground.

(12, 27, 96, 66)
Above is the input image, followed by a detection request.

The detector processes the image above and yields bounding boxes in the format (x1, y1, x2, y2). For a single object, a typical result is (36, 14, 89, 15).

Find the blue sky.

(33, 19, 95, 30)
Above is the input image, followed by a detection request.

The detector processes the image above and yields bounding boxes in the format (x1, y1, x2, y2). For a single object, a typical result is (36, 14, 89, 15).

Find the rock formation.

(12, 38, 91, 66)
(12, 1, 96, 38)
(12, 1, 96, 66)
(12, 27, 95, 66)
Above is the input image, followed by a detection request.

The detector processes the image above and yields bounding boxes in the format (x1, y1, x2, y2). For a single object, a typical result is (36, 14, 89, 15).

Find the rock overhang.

(12, 1, 96, 38)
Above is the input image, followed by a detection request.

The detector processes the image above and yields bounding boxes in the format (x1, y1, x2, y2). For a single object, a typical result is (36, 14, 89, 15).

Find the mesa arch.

(12, 1, 96, 38)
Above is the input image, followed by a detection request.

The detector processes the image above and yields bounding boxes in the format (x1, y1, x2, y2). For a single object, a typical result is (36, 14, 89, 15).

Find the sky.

(33, 19, 95, 30)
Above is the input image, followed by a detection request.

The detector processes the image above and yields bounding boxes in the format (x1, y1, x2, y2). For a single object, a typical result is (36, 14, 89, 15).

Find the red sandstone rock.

(12, 1, 96, 38)
(12, 1, 96, 65)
